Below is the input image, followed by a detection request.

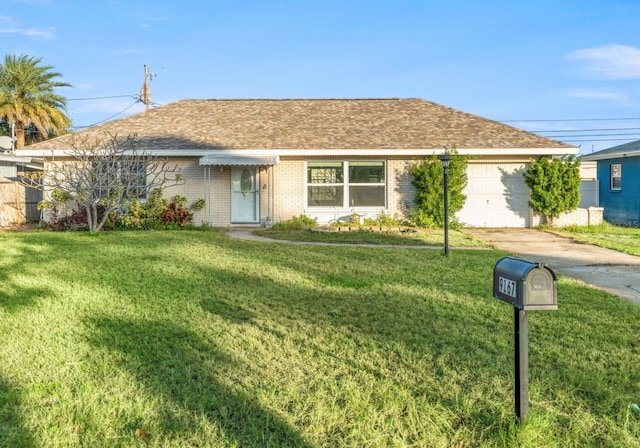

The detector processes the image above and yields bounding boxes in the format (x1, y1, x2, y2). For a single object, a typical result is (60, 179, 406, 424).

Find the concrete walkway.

(226, 227, 640, 305)
(468, 229, 640, 305)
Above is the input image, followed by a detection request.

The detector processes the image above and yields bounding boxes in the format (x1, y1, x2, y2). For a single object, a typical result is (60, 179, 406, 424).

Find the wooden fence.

(0, 178, 42, 226)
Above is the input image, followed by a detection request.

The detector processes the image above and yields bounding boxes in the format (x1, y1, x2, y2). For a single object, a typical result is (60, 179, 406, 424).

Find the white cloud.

(0, 27, 55, 39)
(567, 44, 640, 79)
(564, 88, 630, 103)
(0, 15, 55, 39)
(22, 27, 55, 39)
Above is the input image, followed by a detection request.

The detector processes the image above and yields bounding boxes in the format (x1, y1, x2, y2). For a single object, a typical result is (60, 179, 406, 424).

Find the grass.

(554, 223, 640, 256)
(0, 229, 639, 447)
(254, 227, 489, 247)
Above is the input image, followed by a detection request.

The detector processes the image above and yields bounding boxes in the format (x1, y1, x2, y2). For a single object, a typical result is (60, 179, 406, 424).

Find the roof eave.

(583, 149, 640, 161)
(0, 154, 44, 169)
(17, 147, 577, 158)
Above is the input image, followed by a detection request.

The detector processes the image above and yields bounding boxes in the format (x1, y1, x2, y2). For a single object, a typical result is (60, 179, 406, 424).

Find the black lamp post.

(440, 154, 451, 257)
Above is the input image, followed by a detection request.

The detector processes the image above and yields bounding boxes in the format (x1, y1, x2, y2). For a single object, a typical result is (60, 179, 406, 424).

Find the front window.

(307, 162, 344, 206)
(348, 161, 385, 206)
(611, 164, 621, 190)
(92, 159, 147, 200)
(307, 161, 385, 207)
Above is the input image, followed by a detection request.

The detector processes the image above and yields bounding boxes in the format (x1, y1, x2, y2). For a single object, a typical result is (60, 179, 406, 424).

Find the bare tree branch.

(22, 132, 185, 231)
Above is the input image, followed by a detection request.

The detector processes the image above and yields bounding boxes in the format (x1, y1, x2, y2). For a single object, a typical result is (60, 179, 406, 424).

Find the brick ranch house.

(18, 98, 578, 227)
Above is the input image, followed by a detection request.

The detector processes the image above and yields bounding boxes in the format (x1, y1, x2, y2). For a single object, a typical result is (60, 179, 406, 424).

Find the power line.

(502, 119, 640, 144)
(501, 117, 640, 123)
(549, 132, 640, 138)
(71, 100, 141, 129)
(561, 137, 640, 142)
(67, 94, 138, 101)
(533, 127, 640, 133)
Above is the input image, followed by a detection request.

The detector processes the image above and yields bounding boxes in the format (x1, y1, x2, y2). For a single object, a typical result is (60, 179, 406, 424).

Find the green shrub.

(524, 155, 582, 226)
(117, 190, 197, 229)
(191, 198, 206, 211)
(410, 208, 437, 229)
(118, 189, 164, 229)
(271, 215, 318, 230)
(409, 148, 468, 228)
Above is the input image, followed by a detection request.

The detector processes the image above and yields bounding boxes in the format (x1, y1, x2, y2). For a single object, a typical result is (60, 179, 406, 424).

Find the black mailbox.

(493, 257, 557, 310)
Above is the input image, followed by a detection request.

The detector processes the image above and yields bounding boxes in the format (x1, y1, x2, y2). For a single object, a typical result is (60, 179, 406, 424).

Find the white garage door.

(456, 163, 530, 228)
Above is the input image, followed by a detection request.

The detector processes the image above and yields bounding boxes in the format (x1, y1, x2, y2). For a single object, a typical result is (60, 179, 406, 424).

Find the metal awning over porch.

(199, 153, 280, 166)
(0, 153, 44, 170)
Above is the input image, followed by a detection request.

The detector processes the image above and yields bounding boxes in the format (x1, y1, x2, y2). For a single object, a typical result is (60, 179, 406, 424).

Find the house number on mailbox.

(498, 276, 517, 298)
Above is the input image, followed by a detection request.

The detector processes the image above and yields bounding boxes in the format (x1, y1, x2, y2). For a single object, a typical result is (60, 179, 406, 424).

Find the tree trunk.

(546, 215, 554, 227)
(85, 204, 95, 232)
(14, 122, 25, 149)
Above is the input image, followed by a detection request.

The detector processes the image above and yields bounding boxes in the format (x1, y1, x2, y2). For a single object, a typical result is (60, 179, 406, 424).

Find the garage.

(456, 162, 531, 227)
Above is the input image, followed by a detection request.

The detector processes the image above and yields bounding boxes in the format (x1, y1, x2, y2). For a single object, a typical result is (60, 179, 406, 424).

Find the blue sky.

(3, 0, 640, 153)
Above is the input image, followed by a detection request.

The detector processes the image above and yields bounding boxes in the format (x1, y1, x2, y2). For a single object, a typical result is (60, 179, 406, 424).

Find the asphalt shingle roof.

(26, 98, 574, 151)
(583, 139, 640, 159)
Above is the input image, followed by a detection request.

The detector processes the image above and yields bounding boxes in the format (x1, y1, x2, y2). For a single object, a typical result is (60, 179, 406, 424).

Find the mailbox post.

(493, 257, 557, 422)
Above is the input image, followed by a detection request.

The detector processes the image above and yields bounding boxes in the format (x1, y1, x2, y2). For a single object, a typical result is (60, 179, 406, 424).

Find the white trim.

(16, 148, 212, 157)
(16, 146, 578, 158)
(0, 154, 44, 169)
(583, 150, 640, 161)
(272, 147, 578, 157)
(610, 163, 622, 191)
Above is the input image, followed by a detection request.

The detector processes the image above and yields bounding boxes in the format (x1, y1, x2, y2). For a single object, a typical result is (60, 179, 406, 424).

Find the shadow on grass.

(0, 376, 35, 448)
(85, 316, 312, 447)
(195, 259, 518, 437)
(11, 231, 634, 444)
(0, 235, 54, 312)
(191, 245, 640, 443)
(200, 300, 257, 325)
(0, 285, 50, 312)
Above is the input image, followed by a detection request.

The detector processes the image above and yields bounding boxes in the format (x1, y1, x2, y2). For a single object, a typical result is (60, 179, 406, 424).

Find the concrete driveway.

(469, 229, 640, 305)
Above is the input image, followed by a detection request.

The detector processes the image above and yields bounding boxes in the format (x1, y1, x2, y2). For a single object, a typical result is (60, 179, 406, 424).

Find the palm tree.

(0, 54, 72, 149)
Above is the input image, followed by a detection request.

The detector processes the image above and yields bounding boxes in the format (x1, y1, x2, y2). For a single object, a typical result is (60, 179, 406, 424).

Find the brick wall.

(156, 158, 217, 226)
(388, 159, 415, 220)
(271, 159, 305, 223)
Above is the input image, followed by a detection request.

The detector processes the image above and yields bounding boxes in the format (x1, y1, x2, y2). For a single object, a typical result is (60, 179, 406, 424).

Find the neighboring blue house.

(583, 140, 640, 226)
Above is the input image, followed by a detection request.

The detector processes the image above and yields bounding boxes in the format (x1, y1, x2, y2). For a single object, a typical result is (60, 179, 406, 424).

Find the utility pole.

(140, 65, 151, 112)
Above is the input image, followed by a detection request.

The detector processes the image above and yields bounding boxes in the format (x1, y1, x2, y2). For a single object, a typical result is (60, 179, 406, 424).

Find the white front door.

(231, 167, 259, 223)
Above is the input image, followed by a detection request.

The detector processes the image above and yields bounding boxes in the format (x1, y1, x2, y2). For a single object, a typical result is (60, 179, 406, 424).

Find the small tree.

(410, 147, 468, 228)
(25, 133, 185, 232)
(524, 155, 582, 226)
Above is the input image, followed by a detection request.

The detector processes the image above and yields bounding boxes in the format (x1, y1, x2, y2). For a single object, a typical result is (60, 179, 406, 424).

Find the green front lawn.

(556, 223, 640, 256)
(254, 227, 489, 247)
(1, 230, 639, 447)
